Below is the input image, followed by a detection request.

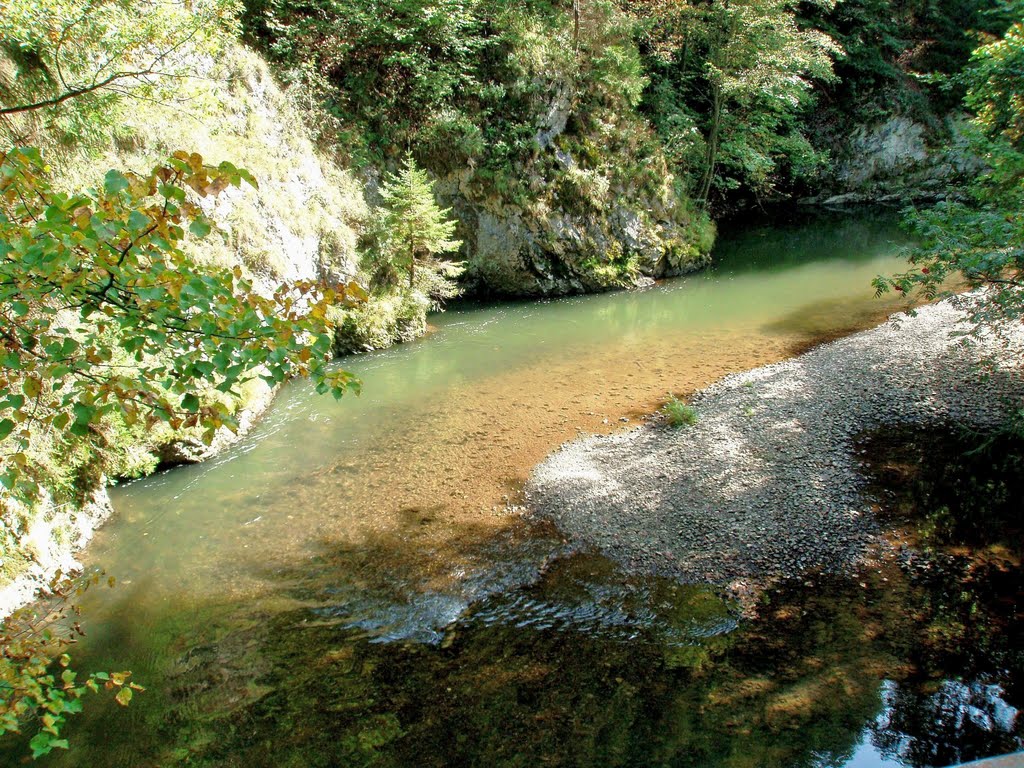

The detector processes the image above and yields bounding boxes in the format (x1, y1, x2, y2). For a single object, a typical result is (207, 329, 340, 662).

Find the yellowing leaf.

(23, 377, 41, 399)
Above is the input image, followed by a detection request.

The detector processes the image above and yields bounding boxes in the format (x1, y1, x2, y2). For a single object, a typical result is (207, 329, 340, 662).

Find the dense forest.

(2, 0, 1023, 760)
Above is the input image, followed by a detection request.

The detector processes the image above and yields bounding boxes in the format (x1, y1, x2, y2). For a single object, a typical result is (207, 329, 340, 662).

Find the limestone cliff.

(806, 114, 979, 206)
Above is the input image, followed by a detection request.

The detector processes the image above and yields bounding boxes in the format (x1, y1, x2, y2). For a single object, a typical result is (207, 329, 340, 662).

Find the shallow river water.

(6, 212, 1021, 767)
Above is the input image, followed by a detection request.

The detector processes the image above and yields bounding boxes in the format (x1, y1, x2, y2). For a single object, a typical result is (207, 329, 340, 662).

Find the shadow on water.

(710, 209, 913, 276)
(32, 422, 1024, 767)
(187, 426, 1020, 768)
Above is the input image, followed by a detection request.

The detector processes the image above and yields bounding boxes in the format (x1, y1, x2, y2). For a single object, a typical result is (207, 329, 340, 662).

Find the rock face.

(527, 296, 1024, 586)
(0, 487, 113, 619)
(839, 117, 930, 187)
(459, 199, 709, 297)
(428, 64, 715, 297)
(808, 114, 979, 206)
(82, 43, 367, 291)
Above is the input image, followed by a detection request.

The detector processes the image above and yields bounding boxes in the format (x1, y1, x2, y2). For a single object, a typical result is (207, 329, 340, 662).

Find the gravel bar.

(526, 298, 1024, 584)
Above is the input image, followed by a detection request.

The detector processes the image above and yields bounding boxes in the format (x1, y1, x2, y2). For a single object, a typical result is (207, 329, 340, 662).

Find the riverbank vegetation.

(2, 0, 1023, 756)
(875, 11, 1024, 345)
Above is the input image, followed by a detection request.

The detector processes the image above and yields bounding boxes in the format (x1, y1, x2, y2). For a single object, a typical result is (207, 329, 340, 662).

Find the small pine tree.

(378, 153, 462, 288)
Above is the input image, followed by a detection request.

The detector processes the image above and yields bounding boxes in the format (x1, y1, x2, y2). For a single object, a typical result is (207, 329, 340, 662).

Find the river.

(6, 211, 1021, 766)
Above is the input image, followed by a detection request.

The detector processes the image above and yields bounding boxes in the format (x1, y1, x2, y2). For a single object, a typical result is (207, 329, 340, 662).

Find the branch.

(0, 71, 153, 116)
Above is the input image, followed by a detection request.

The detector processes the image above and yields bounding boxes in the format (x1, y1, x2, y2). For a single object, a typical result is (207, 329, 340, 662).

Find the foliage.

(0, 0, 239, 148)
(662, 396, 697, 426)
(0, 146, 363, 503)
(632, 0, 840, 206)
(874, 12, 1024, 337)
(330, 289, 429, 354)
(242, 0, 491, 161)
(803, 0, 1011, 122)
(1, 571, 140, 759)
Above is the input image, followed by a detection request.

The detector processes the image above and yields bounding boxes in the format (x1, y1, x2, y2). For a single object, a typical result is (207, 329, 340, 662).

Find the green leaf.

(1, 393, 25, 410)
(0, 419, 14, 441)
(127, 210, 150, 233)
(189, 217, 212, 238)
(23, 377, 41, 399)
(103, 170, 130, 195)
(30, 732, 57, 758)
(180, 393, 200, 413)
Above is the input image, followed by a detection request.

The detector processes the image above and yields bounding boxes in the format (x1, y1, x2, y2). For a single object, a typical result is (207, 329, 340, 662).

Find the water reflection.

(872, 680, 1020, 767)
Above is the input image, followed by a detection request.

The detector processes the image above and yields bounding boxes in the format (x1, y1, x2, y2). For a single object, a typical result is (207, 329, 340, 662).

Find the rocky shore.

(527, 297, 1024, 585)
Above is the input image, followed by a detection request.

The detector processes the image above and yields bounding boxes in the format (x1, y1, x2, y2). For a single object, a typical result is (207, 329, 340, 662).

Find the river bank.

(1, 214, 916, 623)
(0, 381, 279, 620)
(527, 295, 1024, 587)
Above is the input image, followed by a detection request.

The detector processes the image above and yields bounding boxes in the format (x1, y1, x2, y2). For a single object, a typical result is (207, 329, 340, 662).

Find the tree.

(627, 0, 840, 205)
(694, 0, 839, 203)
(240, 0, 485, 158)
(375, 154, 463, 291)
(0, 0, 238, 146)
(873, 10, 1024, 339)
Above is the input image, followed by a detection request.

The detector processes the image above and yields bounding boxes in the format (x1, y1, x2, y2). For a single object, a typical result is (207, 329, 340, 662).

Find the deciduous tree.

(874, 11, 1024, 339)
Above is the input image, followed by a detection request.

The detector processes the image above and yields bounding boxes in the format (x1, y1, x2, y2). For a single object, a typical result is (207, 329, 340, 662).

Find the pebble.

(525, 297, 1024, 584)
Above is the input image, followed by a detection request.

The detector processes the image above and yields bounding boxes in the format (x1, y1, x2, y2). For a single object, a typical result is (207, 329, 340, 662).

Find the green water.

(6, 212, 1022, 766)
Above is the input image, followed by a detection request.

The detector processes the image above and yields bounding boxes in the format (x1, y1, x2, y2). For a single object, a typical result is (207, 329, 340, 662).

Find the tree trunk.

(573, 0, 581, 52)
(409, 234, 416, 288)
(698, 80, 722, 205)
(698, 0, 731, 206)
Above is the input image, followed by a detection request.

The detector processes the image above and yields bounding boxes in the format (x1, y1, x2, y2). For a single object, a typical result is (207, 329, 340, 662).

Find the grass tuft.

(662, 397, 698, 427)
